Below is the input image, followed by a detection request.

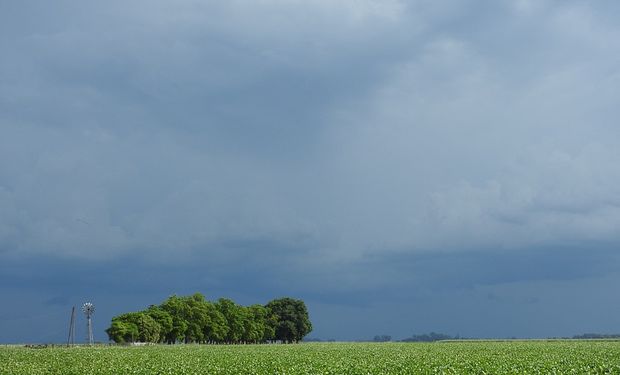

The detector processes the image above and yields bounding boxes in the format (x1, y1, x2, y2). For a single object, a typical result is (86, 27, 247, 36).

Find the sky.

(1, 0, 620, 343)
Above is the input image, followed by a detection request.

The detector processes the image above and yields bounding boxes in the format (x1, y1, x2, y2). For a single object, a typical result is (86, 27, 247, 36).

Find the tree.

(106, 312, 161, 343)
(243, 305, 269, 343)
(133, 313, 161, 343)
(182, 294, 209, 343)
(202, 302, 228, 343)
(216, 298, 245, 343)
(263, 309, 277, 342)
(145, 306, 173, 343)
(106, 320, 138, 344)
(106, 293, 312, 345)
(160, 295, 190, 343)
(265, 297, 312, 343)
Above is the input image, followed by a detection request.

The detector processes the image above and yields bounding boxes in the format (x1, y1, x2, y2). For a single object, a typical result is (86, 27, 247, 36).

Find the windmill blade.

(82, 302, 95, 315)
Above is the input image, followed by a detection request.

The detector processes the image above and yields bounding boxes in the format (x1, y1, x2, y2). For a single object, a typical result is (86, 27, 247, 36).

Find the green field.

(2, 341, 620, 374)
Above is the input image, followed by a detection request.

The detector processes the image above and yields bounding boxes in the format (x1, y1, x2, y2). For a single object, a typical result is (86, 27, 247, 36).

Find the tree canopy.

(105, 294, 312, 344)
(266, 297, 313, 343)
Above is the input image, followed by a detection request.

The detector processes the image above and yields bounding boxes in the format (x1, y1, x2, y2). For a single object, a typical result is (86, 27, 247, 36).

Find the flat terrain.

(2, 341, 620, 374)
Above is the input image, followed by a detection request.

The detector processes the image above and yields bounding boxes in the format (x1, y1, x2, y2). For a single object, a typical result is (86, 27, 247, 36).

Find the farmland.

(1, 341, 620, 374)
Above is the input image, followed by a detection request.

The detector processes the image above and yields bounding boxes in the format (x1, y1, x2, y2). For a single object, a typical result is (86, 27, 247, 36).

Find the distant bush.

(401, 332, 454, 342)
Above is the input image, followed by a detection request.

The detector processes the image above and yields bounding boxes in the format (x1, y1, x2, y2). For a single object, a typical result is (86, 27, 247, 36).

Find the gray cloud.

(2, 0, 620, 340)
(4, 1, 618, 258)
(1, 243, 618, 342)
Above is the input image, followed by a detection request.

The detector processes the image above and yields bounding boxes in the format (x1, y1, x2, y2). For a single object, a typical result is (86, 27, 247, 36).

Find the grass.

(1, 341, 620, 374)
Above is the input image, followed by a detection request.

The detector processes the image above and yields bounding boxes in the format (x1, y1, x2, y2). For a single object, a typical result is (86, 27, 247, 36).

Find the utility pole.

(67, 306, 76, 347)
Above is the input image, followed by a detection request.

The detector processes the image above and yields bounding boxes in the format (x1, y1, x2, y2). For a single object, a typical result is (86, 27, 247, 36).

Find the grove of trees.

(105, 293, 312, 344)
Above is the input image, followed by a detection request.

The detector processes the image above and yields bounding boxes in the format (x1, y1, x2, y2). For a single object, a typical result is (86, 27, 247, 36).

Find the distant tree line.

(373, 335, 392, 342)
(401, 332, 456, 342)
(572, 333, 620, 340)
(105, 293, 312, 344)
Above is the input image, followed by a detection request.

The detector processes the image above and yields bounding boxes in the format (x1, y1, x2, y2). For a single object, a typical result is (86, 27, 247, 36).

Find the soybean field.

(2, 341, 620, 374)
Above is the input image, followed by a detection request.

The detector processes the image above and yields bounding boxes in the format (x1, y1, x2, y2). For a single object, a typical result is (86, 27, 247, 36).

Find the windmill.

(82, 302, 95, 345)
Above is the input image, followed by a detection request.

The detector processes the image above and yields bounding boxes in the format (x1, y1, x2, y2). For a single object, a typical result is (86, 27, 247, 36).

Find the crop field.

(2, 341, 620, 374)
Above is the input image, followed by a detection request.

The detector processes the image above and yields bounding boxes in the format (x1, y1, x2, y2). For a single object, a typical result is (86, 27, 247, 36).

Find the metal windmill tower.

(82, 302, 95, 345)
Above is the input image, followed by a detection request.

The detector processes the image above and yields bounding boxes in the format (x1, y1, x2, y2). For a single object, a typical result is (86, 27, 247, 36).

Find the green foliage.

(106, 312, 161, 343)
(215, 298, 245, 343)
(133, 313, 161, 343)
(145, 306, 173, 343)
(203, 302, 228, 343)
(106, 293, 311, 344)
(160, 295, 189, 344)
(3, 341, 620, 374)
(266, 297, 312, 343)
(104, 320, 138, 344)
(245, 304, 269, 343)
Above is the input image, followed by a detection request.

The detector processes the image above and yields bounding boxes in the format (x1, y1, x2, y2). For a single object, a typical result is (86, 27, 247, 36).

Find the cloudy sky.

(2, 0, 620, 343)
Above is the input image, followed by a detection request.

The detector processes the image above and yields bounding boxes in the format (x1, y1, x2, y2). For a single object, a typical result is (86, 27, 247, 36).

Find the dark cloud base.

(1, 243, 618, 343)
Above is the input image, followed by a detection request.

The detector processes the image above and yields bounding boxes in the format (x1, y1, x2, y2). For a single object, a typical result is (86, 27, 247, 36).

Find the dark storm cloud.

(1, 243, 618, 342)
(2, 0, 620, 341)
